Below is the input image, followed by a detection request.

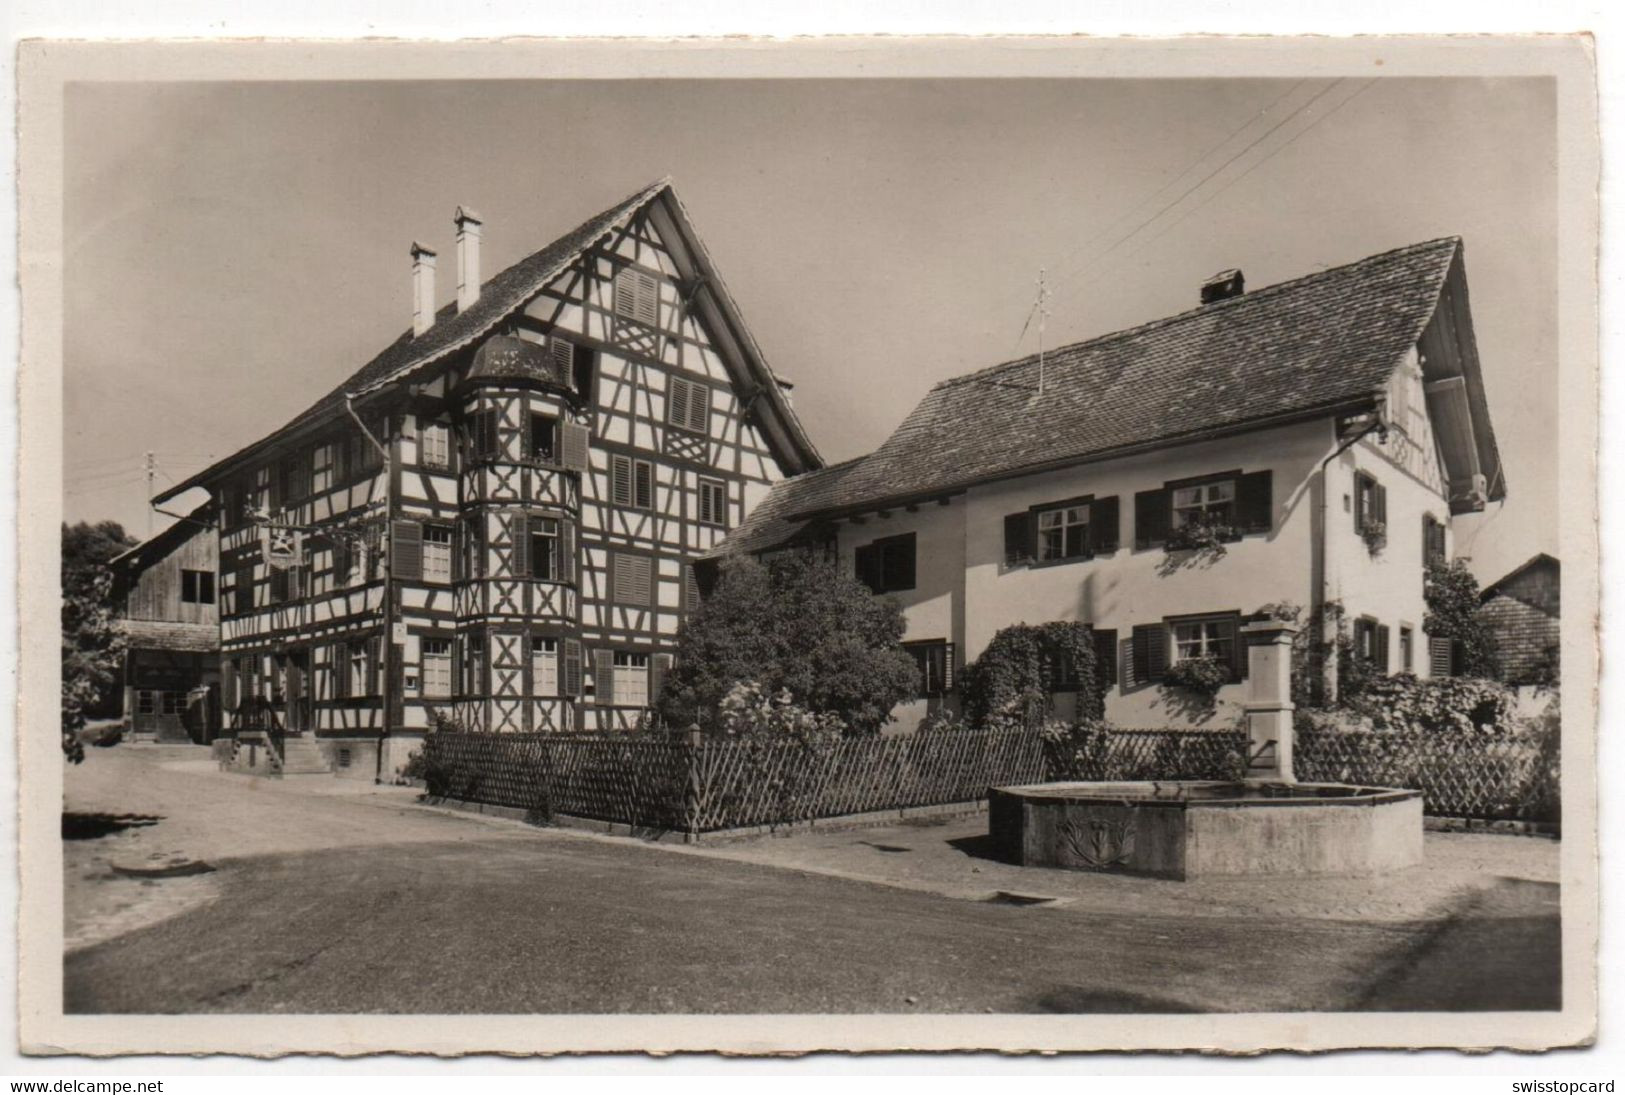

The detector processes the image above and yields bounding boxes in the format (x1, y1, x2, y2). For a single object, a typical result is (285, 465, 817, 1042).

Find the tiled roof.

(120, 619, 220, 652)
(703, 456, 868, 558)
(780, 237, 1463, 521)
(156, 179, 820, 502)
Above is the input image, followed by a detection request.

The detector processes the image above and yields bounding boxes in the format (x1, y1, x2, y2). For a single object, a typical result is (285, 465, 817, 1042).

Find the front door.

(284, 650, 310, 734)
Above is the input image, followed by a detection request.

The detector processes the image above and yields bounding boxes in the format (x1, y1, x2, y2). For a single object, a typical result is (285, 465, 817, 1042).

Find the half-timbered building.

(154, 180, 820, 778)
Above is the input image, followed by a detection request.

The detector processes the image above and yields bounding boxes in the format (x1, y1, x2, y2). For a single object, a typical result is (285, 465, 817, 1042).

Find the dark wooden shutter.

(1228, 618, 1247, 681)
(1004, 512, 1034, 566)
(890, 534, 917, 592)
(558, 422, 590, 473)
(667, 378, 690, 429)
(634, 460, 653, 509)
(1374, 482, 1388, 529)
(684, 563, 701, 610)
(1135, 489, 1170, 549)
(1429, 635, 1453, 677)
(510, 513, 529, 579)
(1237, 470, 1273, 533)
(687, 383, 710, 433)
(1377, 624, 1392, 673)
(854, 543, 880, 593)
(1132, 623, 1168, 684)
(614, 553, 653, 605)
(593, 649, 615, 707)
(560, 638, 582, 697)
(333, 642, 349, 699)
(650, 653, 674, 702)
(452, 634, 464, 699)
(1091, 628, 1118, 695)
(1088, 496, 1120, 554)
(610, 454, 632, 506)
(560, 519, 576, 585)
(391, 519, 423, 581)
(367, 635, 381, 696)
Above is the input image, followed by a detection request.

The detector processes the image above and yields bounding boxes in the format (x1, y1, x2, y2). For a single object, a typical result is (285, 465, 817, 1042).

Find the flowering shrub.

(1346, 673, 1517, 736)
(1161, 656, 1230, 699)
(1360, 518, 1388, 555)
(715, 681, 844, 747)
(1164, 516, 1236, 554)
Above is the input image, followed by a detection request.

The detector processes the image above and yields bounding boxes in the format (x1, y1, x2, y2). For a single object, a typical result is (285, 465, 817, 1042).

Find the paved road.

(63, 749, 1561, 1015)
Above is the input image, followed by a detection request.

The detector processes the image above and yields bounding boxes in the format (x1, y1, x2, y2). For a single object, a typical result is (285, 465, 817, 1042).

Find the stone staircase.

(278, 735, 332, 777)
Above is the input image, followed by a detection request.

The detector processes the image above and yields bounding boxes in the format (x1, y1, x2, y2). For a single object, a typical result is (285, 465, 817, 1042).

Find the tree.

(655, 550, 920, 735)
(62, 521, 135, 760)
(1424, 560, 1501, 680)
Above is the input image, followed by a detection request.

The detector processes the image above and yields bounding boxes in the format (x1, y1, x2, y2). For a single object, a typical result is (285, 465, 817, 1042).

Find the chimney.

(455, 206, 483, 312)
(1201, 268, 1245, 305)
(411, 242, 437, 337)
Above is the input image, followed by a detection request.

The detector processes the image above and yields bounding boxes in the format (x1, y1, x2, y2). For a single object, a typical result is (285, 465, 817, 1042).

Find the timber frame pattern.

(158, 181, 820, 774)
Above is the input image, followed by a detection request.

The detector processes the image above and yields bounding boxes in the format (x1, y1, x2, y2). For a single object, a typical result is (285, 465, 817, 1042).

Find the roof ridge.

(939, 236, 1462, 391)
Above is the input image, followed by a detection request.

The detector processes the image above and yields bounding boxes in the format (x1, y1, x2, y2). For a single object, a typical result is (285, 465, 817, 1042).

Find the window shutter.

(1003, 512, 1034, 566)
(1375, 482, 1388, 528)
(391, 519, 423, 581)
(1237, 470, 1273, 533)
(1377, 624, 1391, 673)
(1091, 629, 1118, 695)
(893, 535, 917, 592)
(1135, 489, 1170, 549)
(334, 642, 349, 699)
(558, 422, 590, 473)
(687, 383, 710, 433)
(614, 553, 653, 605)
(1228, 619, 1247, 682)
(560, 519, 576, 585)
(367, 635, 381, 696)
(684, 563, 701, 611)
(1429, 635, 1453, 677)
(942, 643, 956, 693)
(854, 543, 880, 593)
(267, 465, 282, 511)
(611, 454, 633, 506)
(510, 513, 529, 579)
(650, 652, 674, 702)
(548, 336, 575, 383)
(634, 460, 653, 509)
(1422, 516, 1433, 567)
(1132, 623, 1167, 684)
(561, 638, 582, 697)
(593, 649, 615, 706)
(637, 271, 660, 327)
(667, 378, 690, 430)
(452, 635, 464, 699)
(1088, 496, 1120, 554)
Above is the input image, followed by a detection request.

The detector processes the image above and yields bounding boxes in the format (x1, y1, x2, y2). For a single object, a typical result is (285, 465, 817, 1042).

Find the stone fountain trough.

(988, 620, 1424, 880)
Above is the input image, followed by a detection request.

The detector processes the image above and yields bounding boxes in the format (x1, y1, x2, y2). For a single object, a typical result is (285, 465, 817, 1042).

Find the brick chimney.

(1201, 268, 1245, 305)
(455, 206, 483, 313)
(411, 242, 438, 337)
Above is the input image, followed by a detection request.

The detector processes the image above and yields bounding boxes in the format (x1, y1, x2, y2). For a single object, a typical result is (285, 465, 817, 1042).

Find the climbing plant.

(960, 621, 1101, 730)
(1424, 560, 1501, 680)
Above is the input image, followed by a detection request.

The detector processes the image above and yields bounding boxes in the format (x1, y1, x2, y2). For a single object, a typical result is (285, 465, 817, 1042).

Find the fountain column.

(1240, 619, 1298, 782)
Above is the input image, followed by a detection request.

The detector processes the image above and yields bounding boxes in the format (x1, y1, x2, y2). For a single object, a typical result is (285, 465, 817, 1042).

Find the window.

(855, 533, 916, 595)
(1353, 617, 1390, 671)
(421, 638, 452, 697)
(421, 423, 450, 468)
(1037, 504, 1089, 562)
(667, 377, 711, 434)
(1172, 479, 1236, 529)
(462, 515, 485, 580)
(466, 408, 500, 462)
(614, 266, 661, 327)
(348, 642, 370, 698)
(269, 567, 290, 605)
(422, 525, 453, 583)
(311, 443, 336, 493)
(279, 455, 306, 506)
(612, 552, 653, 605)
(1422, 514, 1447, 567)
(612, 651, 650, 707)
(529, 518, 560, 581)
(1400, 626, 1415, 673)
(162, 691, 188, 716)
(1354, 472, 1387, 535)
(528, 413, 557, 462)
(464, 633, 485, 696)
(180, 569, 215, 604)
(697, 477, 728, 527)
(904, 640, 953, 698)
(532, 637, 558, 697)
(1172, 616, 1236, 666)
(235, 564, 255, 613)
(611, 454, 654, 509)
(136, 691, 157, 716)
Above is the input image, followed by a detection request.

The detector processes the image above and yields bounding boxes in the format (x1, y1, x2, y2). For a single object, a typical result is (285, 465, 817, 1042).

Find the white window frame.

(532, 637, 559, 698)
(349, 643, 370, 698)
(421, 638, 452, 697)
(1037, 504, 1089, 561)
(422, 524, 453, 583)
(1172, 618, 1235, 665)
(1172, 479, 1236, 529)
(697, 477, 728, 527)
(420, 423, 450, 468)
(612, 651, 649, 707)
(311, 443, 336, 493)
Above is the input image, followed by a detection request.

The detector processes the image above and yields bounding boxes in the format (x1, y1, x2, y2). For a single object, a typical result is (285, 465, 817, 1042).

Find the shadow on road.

(1028, 986, 1206, 1013)
(63, 812, 164, 841)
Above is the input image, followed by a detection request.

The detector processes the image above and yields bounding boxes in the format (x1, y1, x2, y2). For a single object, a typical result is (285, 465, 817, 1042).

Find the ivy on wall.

(960, 621, 1102, 730)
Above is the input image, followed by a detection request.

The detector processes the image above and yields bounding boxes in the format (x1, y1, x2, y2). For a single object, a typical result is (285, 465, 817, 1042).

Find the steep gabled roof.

(109, 502, 214, 571)
(156, 180, 820, 503)
(776, 236, 1476, 525)
(1481, 553, 1561, 604)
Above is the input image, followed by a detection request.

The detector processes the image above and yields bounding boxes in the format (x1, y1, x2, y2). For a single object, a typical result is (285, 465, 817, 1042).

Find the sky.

(62, 76, 1557, 582)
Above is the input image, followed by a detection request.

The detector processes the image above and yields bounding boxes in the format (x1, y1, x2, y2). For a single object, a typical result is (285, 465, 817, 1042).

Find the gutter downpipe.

(345, 394, 394, 784)
(1317, 404, 1388, 706)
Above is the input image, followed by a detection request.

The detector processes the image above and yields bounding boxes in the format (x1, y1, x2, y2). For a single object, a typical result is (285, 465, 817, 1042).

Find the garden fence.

(421, 722, 1558, 837)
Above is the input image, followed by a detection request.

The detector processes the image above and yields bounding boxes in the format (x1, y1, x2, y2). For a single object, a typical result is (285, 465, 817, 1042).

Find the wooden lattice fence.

(423, 728, 1044, 836)
(1041, 728, 1248, 782)
(1294, 726, 1559, 823)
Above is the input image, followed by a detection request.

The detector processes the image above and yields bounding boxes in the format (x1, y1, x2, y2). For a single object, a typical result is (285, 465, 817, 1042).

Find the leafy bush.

(656, 551, 919, 736)
(715, 681, 844, 747)
(960, 621, 1101, 730)
(1164, 515, 1236, 554)
(1161, 656, 1230, 699)
(1346, 673, 1517, 736)
(1425, 560, 1500, 679)
(1360, 519, 1388, 556)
